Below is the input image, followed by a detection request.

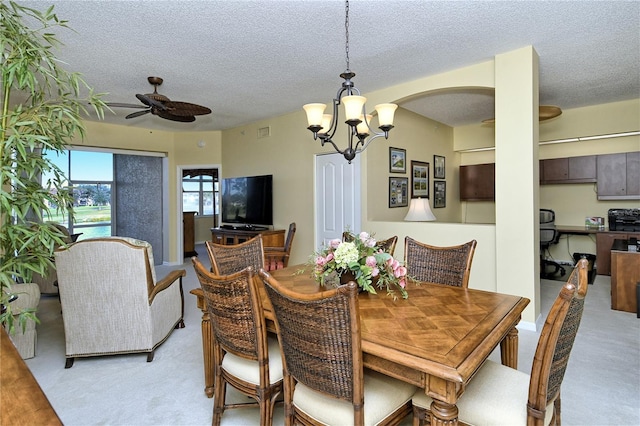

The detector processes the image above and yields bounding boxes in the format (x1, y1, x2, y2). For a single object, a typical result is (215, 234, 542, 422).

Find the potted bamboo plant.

(1, 1, 107, 333)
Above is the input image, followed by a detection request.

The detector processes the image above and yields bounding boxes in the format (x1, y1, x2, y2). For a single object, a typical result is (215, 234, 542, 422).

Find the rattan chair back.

(343, 232, 398, 256)
(527, 258, 589, 423)
(404, 237, 477, 288)
(192, 257, 281, 425)
(260, 270, 365, 422)
(205, 234, 264, 275)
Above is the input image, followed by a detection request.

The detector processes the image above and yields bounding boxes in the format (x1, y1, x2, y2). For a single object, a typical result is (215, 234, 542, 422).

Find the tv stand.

(211, 227, 284, 246)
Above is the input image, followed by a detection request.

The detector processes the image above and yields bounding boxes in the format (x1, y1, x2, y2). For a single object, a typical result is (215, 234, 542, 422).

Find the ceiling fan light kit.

(108, 76, 211, 123)
(303, 0, 398, 163)
(482, 105, 562, 124)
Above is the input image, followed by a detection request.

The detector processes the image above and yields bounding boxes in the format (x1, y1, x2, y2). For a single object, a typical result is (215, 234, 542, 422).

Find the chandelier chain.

(344, 0, 350, 70)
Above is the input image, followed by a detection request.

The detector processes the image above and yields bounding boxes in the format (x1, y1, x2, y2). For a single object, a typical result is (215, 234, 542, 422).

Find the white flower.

(333, 242, 358, 268)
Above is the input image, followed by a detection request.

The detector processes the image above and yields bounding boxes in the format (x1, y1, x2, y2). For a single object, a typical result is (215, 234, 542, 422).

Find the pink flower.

(398, 278, 406, 288)
(365, 256, 377, 267)
(394, 266, 407, 278)
(371, 267, 380, 277)
(329, 239, 342, 249)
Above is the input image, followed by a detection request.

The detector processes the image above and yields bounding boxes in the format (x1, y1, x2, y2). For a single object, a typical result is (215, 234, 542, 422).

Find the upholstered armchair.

(54, 237, 185, 368)
(5, 283, 41, 359)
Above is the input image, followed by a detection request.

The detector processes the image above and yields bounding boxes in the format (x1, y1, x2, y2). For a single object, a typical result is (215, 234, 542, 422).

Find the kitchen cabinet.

(597, 152, 640, 200)
(596, 231, 640, 275)
(460, 163, 495, 201)
(540, 155, 596, 184)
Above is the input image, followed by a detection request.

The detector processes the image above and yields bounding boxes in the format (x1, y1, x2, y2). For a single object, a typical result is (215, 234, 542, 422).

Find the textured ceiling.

(13, 0, 640, 132)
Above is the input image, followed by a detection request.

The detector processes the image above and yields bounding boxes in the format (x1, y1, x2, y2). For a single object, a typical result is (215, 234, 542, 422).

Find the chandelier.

(303, 1, 398, 163)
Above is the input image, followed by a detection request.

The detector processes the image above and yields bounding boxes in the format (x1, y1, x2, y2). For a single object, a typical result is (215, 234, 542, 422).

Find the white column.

(495, 46, 540, 325)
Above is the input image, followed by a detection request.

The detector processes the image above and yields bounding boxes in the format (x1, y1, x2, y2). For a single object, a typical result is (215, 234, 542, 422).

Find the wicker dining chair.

(412, 258, 589, 426)
(404, 237, 477, 288)
(264, 222, 296, 271)
(343, 232, 399, 256)
(192, 258, 283, 426)
(259, 269, 416, 426)
(205, 234, 265, 275)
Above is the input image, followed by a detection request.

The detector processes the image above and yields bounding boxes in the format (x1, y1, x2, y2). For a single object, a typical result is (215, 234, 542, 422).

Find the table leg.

(200, 311, 214, 398)
(430, 399, 459, 426)
(500, 325, 520, 369)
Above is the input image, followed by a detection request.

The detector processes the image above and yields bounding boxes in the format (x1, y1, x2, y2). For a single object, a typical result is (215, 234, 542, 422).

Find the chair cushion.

(221, 337, 283, 385)
(293, 369, 416, 426)
(412, 360, 555, 426)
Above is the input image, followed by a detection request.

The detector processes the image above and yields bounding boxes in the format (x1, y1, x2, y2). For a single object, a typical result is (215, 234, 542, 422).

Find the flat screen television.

(221, 174, 273, 227)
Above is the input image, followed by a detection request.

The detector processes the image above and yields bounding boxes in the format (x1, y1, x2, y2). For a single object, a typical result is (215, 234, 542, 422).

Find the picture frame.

(389, 177, 409, 208)
(410, 160, 429, 198)
(434, 155, 446, 179)
(433, 180, 446, 208)
(389, 147, 406, 173)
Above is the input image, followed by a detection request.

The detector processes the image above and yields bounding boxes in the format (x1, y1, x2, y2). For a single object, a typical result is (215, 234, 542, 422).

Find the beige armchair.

(5, 283, 41, 359)
(54, 237, 185, 368)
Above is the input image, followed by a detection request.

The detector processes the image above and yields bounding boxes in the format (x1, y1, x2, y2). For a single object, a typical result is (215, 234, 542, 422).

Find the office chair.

(540, 209, 566, 279)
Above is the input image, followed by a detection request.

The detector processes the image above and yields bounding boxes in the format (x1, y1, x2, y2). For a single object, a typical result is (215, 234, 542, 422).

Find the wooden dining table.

(190, 265, 530, 425)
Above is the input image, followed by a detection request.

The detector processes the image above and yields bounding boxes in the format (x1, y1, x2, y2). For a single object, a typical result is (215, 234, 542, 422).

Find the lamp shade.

(404, 198, 436, 221)
(356, 114, 372, 135)
(342, 95, 366, 121)
(320, 114, 333, 134)
(374, 103, 398, 127)
(303, 103, 327, 126)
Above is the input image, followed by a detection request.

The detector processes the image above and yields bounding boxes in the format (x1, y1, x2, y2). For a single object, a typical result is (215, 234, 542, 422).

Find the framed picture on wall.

(434, 155, 446, 179)
(389, 177, 409, 208)
(410, 160, 429, 198)
(434, 180, 446, 208)
(389, 147, 406, 173)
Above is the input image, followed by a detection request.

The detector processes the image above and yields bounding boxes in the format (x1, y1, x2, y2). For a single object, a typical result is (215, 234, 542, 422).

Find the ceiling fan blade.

(156, 110, 196, 122)
(164, 101, 212, 117)
(106, 102, 147, 109)
(125, 110, 151, 119)
(136, 94, 168, 111)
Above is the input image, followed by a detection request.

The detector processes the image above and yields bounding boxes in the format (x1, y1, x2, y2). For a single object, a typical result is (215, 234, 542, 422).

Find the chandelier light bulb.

(375, 103, 398, 127)
(303, 103, 327, 127)
(342, 95, 367, 122)
(356, 114, 372, 135)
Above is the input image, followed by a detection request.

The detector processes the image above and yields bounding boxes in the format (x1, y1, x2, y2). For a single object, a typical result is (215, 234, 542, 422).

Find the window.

(42, 150, 113, 239)
(182, 169, 219, 216)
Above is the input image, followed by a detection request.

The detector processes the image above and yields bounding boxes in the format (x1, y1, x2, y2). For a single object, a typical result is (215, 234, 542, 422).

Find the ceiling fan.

(107, 76, 212, 122)
(482, 105, 562, 124)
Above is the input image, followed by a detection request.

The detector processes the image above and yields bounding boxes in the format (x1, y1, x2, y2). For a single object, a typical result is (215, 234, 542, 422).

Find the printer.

(608, 208, 640, 232)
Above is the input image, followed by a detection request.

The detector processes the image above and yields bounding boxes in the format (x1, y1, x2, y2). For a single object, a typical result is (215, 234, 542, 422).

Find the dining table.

(190, 264, 530, 425)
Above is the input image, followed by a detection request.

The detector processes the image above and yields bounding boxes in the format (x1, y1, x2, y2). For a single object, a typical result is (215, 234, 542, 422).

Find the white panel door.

(315, 153, 361, 250)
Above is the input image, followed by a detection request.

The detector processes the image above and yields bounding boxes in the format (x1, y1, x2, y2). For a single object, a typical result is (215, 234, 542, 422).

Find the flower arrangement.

(308, 231, 409, 299)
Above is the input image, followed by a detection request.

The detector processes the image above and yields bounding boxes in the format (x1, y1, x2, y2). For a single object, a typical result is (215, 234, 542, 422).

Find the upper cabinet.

(540, 155, 597, 184)
(597, 152, 640, 200)
(460, 163, 495, 201)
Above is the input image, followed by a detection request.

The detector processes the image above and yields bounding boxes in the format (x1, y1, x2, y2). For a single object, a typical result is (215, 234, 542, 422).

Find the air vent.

(257, 126, 271, 139)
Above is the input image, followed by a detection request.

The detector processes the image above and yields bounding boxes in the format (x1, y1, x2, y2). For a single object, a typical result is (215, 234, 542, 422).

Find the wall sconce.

(404, 198, 436, 221)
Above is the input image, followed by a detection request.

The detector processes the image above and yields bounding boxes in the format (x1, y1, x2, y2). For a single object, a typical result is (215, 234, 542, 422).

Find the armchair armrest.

(149, 269, 186, 304)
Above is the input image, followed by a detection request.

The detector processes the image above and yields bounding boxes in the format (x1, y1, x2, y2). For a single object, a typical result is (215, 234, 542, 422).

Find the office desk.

(191, 266, 530, 425)
(556, 225, 600, 236)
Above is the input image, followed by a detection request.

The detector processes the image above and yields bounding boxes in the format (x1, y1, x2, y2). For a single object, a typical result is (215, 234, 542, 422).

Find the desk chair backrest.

(206, 235, 265, 275)
(540, 209, 559, 246)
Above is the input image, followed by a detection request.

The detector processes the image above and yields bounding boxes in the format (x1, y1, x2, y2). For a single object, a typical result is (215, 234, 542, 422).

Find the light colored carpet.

(24, 245, 640, 425)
